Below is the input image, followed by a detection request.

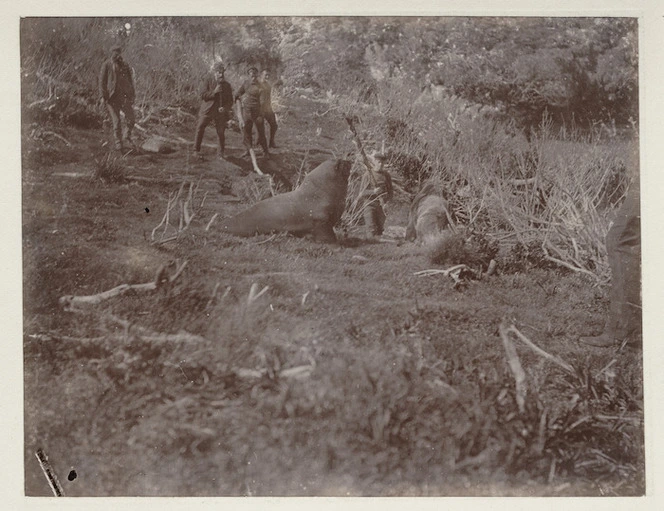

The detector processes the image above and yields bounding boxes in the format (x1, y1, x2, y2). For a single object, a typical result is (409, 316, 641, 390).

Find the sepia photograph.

(18, 11, 650, 500)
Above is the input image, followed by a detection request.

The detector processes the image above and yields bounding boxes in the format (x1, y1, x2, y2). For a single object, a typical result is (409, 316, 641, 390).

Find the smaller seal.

(405, 182, 453, 243)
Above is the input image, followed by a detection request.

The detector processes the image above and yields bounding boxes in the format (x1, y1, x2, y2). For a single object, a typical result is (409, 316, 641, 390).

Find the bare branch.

(499, 320, 527, 413)
(247, 282, 270, 304)
(542, 242, 603, 282)
(503, 322, 575, 374)
(205, 213, 219, 231)
(413, 264, 470, 277)
(59, 261, 187, 310)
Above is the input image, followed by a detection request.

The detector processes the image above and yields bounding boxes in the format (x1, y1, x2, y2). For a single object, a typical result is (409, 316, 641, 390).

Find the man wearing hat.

(358, 151, 393, 237)
(235, 66, 269, 157)
(193, 62, 234, 160)
(99, 46, 136, 151)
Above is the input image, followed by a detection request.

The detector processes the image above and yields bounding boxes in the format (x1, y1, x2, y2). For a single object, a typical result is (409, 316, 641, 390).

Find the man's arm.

(99, 62, 109, 101)
(127, 64, 136, 103)
(234, 81, 246, 103)
(200, 76, 218, 102)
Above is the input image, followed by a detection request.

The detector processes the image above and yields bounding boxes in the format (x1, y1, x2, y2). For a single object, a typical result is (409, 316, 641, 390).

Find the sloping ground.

(22, 94, 644, 496)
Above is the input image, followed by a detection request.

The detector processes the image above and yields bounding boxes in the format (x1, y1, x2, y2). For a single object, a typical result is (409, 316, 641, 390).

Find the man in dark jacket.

(580, 173, 641, 349)
(99, 46, 136, 151)
(235, 67, 269, 157)
(358, 152, 393, 237)
(193, 62, 234, 160)
(260, 69, 278, 149)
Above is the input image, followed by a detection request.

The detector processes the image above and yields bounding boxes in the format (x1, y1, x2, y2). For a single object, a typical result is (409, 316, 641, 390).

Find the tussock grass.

(335, 79, 637, 280)
(93, 152, 127, 183)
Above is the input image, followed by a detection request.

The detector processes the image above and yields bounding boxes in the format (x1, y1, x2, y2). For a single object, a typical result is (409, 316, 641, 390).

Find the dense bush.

(21, 17, 638, 133)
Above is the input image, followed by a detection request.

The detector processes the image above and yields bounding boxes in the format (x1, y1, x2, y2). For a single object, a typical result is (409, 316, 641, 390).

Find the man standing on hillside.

(193, 62, 234, 160)
(260, 69, 278, 149)
(580, 171, 641, 349)
(99, 46, 136, 152)
(358, 152, 393, 238)
(235, 66, 269, 158)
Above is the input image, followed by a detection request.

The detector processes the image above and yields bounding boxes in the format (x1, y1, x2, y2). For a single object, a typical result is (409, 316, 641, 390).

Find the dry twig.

(59, 260, 188, 310)
(152, 181, 208, 243)
(499, 321, 527, 413)
(414, 264, 478, 286)
(247, 283, 269, 304)
(542, 242, 604, 283)
(205, 213, 219, 231)
(501, 321, 575, 374)
(235, 364, 315, 381)
(31, 128, 72, 147)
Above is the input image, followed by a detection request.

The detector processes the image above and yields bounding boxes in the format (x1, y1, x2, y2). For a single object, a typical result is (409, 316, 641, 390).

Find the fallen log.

(59, 261, 187, 310)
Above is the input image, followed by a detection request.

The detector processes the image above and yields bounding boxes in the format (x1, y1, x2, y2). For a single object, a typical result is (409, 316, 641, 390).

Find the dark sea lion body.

(220, 159, 351, 242)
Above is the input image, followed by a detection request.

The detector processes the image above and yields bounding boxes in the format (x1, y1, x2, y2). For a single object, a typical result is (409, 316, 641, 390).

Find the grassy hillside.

(22, 17, 643, 496)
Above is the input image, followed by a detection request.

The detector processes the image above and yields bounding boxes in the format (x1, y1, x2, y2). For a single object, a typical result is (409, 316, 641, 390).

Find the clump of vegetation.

(94, 152, 126, 183)
(426, 232, 467, 265)
(502, 240, 559, 274)
(24, 271, 645, 495)
(231, 174, 275, 203)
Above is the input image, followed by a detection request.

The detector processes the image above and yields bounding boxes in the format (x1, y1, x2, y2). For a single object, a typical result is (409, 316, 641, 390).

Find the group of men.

(193, 62, 278, 160)
(99, 47, 277, 157)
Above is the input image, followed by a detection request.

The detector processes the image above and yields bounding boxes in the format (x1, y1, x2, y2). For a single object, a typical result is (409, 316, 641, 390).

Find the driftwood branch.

(26, 333, 106, 344)
(59, 261, 187, 310)
(235, 364, 314, 381)
(499, 321, 527, 413)
(541, 242, 603, 282)
(205, 213, 219, 231)
(32, 129, 72, 147)
(248, 148, 264, 175)
(414, 264, 470, 277)
(502, 322, 575, 374)
(414, 264, 479, 286)
(247, 149, 277, 197)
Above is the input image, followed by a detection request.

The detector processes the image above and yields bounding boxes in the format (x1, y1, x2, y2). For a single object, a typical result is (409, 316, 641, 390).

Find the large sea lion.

(220, 159, 351, 243)
(405, 182, 454, 243)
